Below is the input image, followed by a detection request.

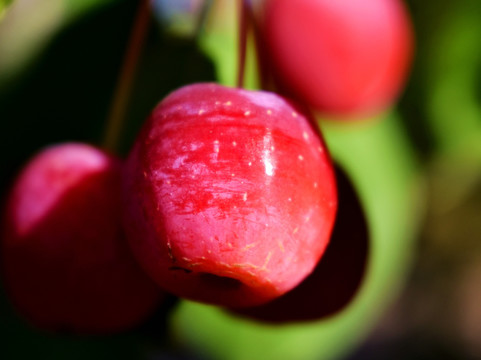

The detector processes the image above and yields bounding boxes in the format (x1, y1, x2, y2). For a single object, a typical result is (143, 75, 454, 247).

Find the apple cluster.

(0, 0, 413, 334)
(0, 83, 337, 332)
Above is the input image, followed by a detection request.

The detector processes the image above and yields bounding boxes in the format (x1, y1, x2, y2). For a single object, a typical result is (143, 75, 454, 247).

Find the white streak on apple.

(262, 132, 275, 177)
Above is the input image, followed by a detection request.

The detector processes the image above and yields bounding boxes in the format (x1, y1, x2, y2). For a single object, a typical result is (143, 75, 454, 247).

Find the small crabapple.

(1, 143, 162, 333)
(122, 83, 337, 308)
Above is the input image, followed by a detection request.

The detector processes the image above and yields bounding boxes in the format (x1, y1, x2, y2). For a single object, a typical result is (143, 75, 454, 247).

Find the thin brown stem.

(103, 0, 151, 153)
(237, 0, 249, 88)
(248, 3, 271, 90)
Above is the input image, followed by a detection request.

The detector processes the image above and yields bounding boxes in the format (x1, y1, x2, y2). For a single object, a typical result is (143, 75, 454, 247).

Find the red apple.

(260, 0, 414, 117)
(123, 83, 337, 308)
(1, 143, 163, 333)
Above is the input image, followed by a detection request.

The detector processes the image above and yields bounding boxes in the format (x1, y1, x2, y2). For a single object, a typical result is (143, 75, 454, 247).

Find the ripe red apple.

(123, 83, 337, 308)
(1, 143, 163, 333)
(260, 0, 414, 117)
(230, 166, 368, 322)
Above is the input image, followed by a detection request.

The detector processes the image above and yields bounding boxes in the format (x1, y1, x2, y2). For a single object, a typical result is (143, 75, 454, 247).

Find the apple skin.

(1, 143, 163, 334)
(260, 0, 414, 117)
(123, 83, 337, 308)
(230, 166, 368, 322)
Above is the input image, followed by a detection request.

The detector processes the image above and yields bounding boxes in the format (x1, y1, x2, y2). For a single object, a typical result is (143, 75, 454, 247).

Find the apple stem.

(239, 1, 272, 91)
(103, 0, 151, 153)
(248, 4, 271, 91)
(236, 0, 250, 89)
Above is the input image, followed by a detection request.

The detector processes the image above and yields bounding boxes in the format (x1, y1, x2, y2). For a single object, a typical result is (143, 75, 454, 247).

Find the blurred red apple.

(260, 0, 414, 117)
(1, 143, 163, 333)
(123, 83, 337, 308)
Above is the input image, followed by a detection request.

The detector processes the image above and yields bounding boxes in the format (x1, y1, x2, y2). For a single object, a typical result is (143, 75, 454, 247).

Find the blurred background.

(0, 0, 480, 359)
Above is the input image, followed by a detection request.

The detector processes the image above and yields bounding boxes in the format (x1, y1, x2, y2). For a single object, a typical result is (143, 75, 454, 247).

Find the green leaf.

(0, 0, 14, 21)
(421, 0, 481, 154)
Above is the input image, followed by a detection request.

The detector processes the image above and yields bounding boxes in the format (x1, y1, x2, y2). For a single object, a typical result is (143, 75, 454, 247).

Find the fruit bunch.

(0, 0, 414, 352)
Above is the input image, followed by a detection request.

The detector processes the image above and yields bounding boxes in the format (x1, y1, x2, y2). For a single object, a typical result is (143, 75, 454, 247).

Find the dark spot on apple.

(198, 273, 243, 290)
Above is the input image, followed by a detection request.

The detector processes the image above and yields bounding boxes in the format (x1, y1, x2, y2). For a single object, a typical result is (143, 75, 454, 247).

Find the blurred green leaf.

(405, 0, 481, 218)
(0, 0, 14, 20)
(426, 0, 481, 153)
(406, 0, 481, 158)
(0, 0, 119, 94)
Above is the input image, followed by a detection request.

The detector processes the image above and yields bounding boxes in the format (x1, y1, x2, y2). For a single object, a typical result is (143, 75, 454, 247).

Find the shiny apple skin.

(123, 83, 337, 308)
(261, 0, 414, 117)
(1, 143, 162, 334)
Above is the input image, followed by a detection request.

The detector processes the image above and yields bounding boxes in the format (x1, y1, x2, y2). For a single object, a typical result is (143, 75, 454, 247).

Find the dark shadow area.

(347, 332, 476, 360)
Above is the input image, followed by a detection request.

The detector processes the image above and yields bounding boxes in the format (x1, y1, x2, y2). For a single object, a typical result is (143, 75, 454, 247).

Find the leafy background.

(0, 0, 480, 359)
